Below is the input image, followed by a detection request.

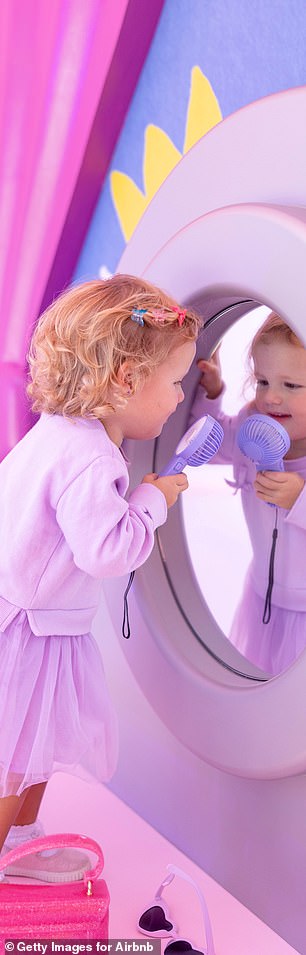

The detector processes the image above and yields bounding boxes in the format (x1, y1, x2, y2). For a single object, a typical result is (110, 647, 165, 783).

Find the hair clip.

(172, 306, 187, 327)
(131, 308, 147, 326)
(151, 309, 167, 322)
(130, 305, 186, 327)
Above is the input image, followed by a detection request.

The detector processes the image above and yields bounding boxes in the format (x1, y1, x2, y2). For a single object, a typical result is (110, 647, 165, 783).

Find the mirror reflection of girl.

(191, 312, 306, 676)
(0, 274, 201, 880)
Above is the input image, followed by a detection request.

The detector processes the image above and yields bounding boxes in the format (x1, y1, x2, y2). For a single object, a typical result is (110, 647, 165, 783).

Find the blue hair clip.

(131, 308, 146, 325)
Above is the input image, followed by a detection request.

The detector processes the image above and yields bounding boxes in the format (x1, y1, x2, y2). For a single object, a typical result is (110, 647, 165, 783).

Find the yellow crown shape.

(111, 66, 222, 242)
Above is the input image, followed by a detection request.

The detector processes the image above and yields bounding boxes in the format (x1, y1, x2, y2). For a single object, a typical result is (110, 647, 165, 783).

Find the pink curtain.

(0, 0, 130, 458)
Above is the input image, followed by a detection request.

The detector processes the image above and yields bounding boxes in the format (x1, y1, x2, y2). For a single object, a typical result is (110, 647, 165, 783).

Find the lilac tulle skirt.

(0, 610, 118, 797)
(230, 569, 306, 676)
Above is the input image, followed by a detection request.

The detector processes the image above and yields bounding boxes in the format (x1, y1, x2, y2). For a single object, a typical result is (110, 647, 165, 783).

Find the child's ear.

(116, 360, 136, 394)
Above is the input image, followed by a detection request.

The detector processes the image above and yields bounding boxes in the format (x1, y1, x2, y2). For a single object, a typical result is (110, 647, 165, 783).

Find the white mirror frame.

(103, 87, 306, 779)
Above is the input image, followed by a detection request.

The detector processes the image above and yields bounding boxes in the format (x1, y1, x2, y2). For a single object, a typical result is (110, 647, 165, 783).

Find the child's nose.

(265, 386, 282, 404)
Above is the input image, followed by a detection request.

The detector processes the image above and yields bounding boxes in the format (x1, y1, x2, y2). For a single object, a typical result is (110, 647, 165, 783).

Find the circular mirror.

(107, 205, 306, 777)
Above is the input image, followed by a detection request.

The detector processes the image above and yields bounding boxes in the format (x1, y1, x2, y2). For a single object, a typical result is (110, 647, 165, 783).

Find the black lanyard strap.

(122, 570, 135, 639)
(262, 507, 279, 624)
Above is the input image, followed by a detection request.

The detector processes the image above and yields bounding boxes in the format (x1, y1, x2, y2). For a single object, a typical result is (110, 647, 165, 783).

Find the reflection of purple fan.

(237, 413, 290, 470)
(159, 414, 224, 475)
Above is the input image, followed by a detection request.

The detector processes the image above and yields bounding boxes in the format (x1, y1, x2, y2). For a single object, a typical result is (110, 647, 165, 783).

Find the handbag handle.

(0, 832, 104, 887)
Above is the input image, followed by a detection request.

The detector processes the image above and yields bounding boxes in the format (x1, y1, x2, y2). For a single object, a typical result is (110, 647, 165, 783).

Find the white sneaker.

(2, 821, 90, 883)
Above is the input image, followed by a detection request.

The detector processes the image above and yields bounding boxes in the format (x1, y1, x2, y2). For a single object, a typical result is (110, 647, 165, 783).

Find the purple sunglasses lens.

(139, 905, 173, 933)
(165, 945, 202, 955)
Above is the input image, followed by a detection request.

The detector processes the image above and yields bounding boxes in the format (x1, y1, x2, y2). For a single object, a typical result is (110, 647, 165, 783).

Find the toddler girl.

(190, 311, 306, 676)
(0, 273, 201, 880)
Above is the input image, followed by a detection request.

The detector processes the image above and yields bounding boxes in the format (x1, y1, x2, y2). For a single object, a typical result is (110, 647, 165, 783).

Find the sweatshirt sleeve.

(284, 480, 306, 530)
(56, 455, 167, 578)
(188, 384, 240, 466)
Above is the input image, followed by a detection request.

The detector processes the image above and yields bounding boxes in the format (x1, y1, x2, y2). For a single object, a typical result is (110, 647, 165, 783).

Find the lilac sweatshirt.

(190, 385, 306, 611)
(0, 414, 167, 635)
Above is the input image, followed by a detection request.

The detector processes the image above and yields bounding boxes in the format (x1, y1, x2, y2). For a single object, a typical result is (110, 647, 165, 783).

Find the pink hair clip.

(150, 309, 167, 322)
(172, 305, 187, 326)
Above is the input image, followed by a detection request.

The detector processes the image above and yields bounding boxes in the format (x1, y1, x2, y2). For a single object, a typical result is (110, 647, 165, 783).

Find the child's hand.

(197, 346, 223, 399)
(142, 472, 189, 507)
(254, 470, 305, 509)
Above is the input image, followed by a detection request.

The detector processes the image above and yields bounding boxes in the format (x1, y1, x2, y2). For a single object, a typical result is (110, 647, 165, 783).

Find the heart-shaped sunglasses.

(137, 863, 215, 955)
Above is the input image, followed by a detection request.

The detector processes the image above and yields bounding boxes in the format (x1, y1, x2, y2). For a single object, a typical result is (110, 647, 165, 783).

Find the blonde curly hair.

(245, 311, 304, 394)
(250, 311, 302, 354)
(27, 273, 202, 419)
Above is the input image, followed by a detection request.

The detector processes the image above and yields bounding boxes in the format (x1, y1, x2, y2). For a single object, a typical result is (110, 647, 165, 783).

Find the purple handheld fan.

(159, 414, 224, 476)
(237, 413, 290, 471)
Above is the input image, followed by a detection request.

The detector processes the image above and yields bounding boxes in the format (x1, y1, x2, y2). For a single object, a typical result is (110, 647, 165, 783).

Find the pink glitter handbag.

(0, 832, 109, 948)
